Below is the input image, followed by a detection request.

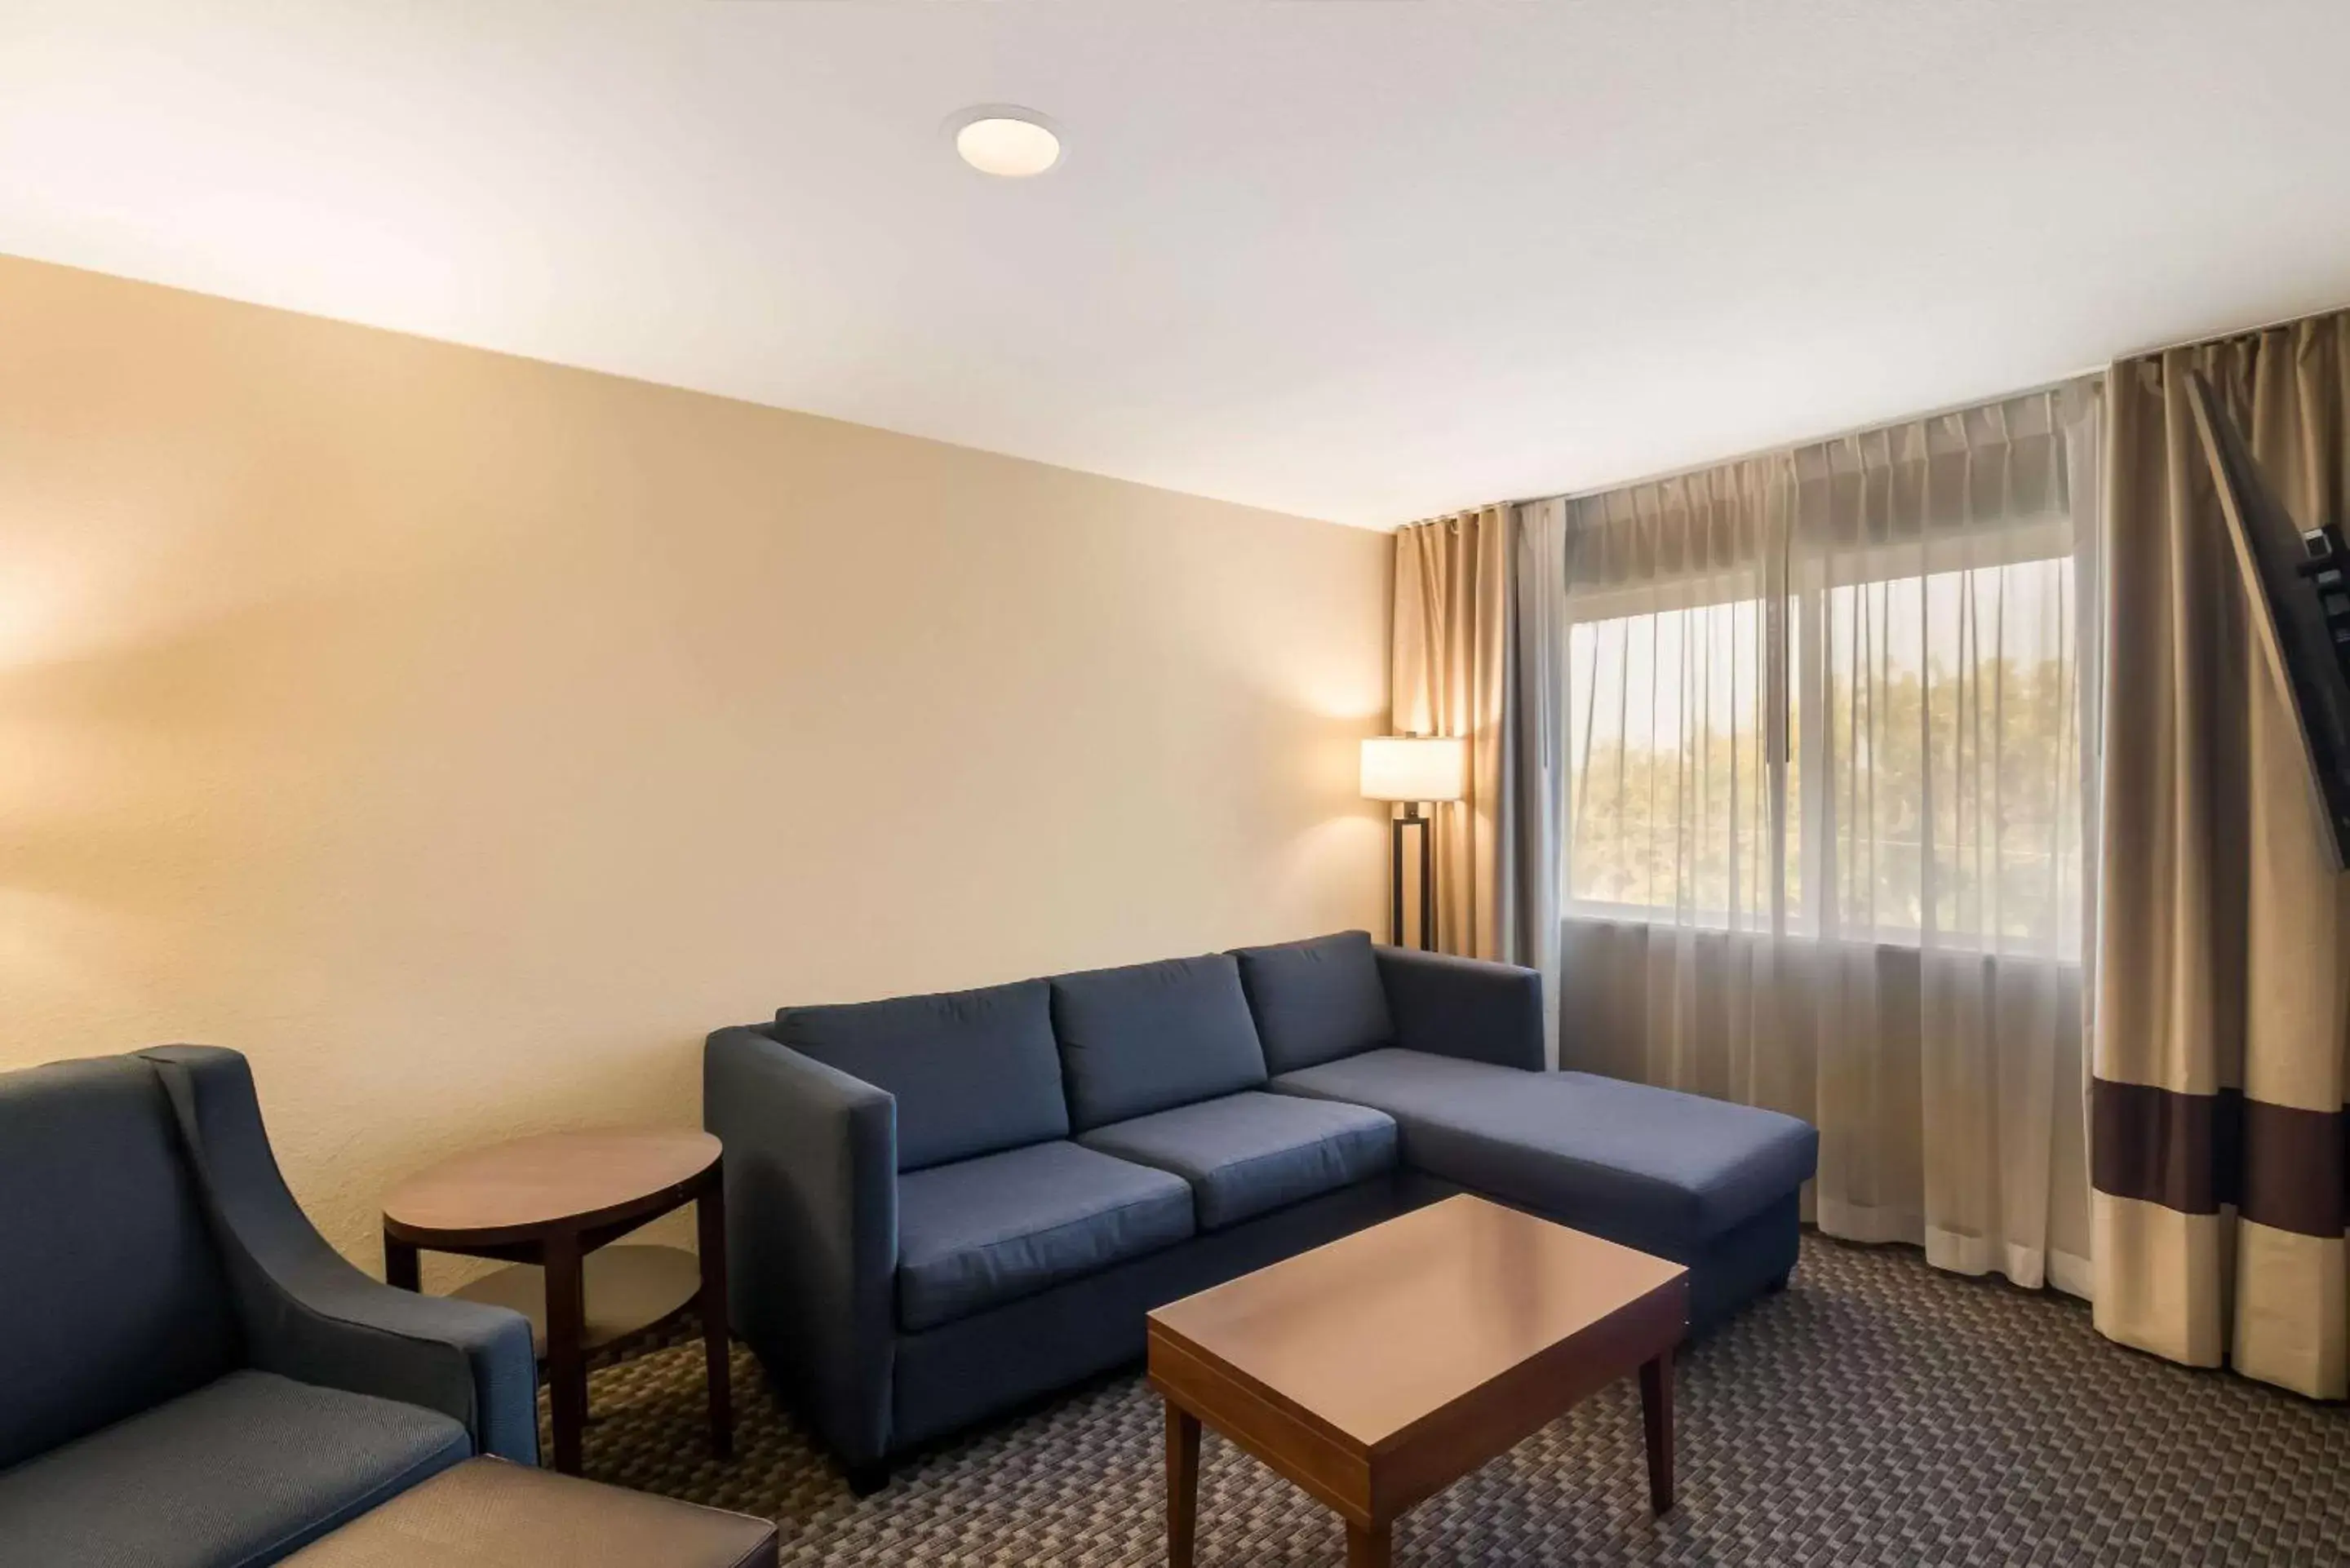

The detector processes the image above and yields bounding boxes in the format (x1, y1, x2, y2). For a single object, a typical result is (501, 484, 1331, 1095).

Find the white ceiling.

(7, 2, 2350, 528)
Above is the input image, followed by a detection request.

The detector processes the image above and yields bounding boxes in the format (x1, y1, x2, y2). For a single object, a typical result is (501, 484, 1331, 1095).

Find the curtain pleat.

(2091, 311, 2350, 1397)
(1509, 501, 1570, 1064)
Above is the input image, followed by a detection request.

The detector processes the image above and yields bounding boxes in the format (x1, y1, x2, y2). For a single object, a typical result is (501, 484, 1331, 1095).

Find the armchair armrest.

(1372, 946, 1548, 1072)
(704, 1024, 898, 1468)
(138, 1046, 539, 1463)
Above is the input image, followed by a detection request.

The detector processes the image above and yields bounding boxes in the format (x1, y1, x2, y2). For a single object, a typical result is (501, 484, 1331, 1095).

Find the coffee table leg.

(697, 1174, 734, 1459)
(544, 1233, 588, 1475)
(1346, 1521, 1392, 1568)
(1639, 1346, 1674, 1513)
(1165, 1402, 1200, 1568)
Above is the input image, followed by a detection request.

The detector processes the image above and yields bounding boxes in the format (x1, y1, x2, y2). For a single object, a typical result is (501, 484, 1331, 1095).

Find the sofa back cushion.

(1230, 930, 1395, 1074)
(777, 979, 1068, 1172)
(0, 1056, 240, 1471)
(1048, 954, 1269, 1131)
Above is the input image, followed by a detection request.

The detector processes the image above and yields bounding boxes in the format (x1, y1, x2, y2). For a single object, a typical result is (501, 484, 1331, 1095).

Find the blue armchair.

(0, 1047, 538, 1566)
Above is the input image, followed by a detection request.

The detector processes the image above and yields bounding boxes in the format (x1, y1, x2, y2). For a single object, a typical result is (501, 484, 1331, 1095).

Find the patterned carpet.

(551, 1235, 2350, 1565)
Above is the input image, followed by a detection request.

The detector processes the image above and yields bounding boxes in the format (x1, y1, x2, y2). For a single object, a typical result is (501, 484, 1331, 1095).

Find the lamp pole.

(1390, 801, 1437, 952)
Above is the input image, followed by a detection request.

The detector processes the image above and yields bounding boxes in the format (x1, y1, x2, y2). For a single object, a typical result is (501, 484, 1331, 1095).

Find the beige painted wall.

(0, 256, 1391, 1278)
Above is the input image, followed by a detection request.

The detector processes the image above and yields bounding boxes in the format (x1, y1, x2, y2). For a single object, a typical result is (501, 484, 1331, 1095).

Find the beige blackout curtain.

(1391, 507, 1513, 960)
(2092, 312, 2350, 1397)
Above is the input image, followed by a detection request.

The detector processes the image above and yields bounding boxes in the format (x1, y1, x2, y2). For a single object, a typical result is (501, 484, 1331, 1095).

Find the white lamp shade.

(1359, 736, 1467, 803)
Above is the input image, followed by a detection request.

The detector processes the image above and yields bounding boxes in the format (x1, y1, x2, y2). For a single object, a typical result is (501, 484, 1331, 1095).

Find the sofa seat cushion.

(1271, 1049, 1818, 1255)
(776, 978, 1068, 1172)
(896, 1141, 1195, 1331)
(1230, 931, 1394, 1074)
(1077, 1092, 1398, 1231)
(1049, 954, 1270, 1131)
(0, 1368, 470, 1568)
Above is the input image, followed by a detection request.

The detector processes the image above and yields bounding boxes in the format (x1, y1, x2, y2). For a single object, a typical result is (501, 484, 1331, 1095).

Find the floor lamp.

(1359, 735, 1467, 951)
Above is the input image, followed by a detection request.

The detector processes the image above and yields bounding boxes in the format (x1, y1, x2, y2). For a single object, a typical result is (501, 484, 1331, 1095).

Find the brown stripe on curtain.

(2091, 1080, 2238, 1217)
(2241, 1098, 2350, 1240)
(2091, 1081, 2350, 1237)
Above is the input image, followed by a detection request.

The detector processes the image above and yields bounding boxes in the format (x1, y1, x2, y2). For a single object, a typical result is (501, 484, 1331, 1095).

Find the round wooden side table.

(381, 1129, 730, 1476)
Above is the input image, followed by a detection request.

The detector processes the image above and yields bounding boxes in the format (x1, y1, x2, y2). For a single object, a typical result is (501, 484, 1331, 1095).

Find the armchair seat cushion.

(0, 1369, 470, 1568)
(1078, 1092, 1397, 1230)
(896, 1141, 1195, 1331)
(1271, 1049, 1817, 1256)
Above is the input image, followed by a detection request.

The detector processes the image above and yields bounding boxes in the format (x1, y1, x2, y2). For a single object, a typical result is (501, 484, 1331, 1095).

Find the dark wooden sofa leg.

(845, 1461, 891, 1498)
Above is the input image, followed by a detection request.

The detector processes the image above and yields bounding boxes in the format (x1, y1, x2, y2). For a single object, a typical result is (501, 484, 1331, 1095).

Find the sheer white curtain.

(1553, 383, 2102, 1293)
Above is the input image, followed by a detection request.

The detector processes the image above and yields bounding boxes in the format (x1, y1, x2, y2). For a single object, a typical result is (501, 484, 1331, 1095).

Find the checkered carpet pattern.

(554, 1235, 2350, 1565)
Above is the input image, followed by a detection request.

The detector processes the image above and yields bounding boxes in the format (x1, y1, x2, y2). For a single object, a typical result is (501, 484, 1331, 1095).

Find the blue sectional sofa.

(0, 1048, 538, 1566)
(705, 931, 1816, 1485)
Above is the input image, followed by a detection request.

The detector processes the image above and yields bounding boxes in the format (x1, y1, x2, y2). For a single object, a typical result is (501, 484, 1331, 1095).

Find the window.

(1566, 596, 1787, 926)
(1563, 516, 2086, 958)
(1809, 550, 2083, 953)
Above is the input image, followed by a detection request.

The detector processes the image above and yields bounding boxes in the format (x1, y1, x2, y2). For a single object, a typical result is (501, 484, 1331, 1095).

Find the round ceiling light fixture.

(949, 106, 1062, 178)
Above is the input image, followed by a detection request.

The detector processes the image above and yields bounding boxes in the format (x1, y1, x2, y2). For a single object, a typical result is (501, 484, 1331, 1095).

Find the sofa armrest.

(138, 1046, 540, 1464)
(1372, 947, 1548, 1072)
(704, 1024, 898, 1468)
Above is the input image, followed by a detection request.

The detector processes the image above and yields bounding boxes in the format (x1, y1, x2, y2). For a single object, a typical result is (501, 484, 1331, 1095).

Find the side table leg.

(544, 1232, 588, 1476)
(1346, 1520, 1392, 1568)
(1166, 1402, 1200, 1568)
(1639, 1346, 1675, 1514)
(383, 1230, 421, 1292)
(697, 1175, 734, 1459)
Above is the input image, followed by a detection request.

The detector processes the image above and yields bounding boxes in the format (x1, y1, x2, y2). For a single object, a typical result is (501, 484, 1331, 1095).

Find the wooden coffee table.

(1147, 1194, 1687, 1567)
(382, 1129, 729, 1476)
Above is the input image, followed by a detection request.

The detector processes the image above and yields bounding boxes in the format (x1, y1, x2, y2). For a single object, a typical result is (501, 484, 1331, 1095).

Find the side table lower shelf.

(452, 1244, 703, 1362)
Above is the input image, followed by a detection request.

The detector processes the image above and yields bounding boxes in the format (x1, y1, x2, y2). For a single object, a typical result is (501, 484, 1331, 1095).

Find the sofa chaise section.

(1238, 930, 1814, 1326)
(1270, 1047, 1818, 1327)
